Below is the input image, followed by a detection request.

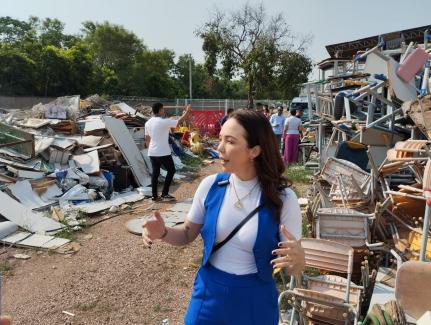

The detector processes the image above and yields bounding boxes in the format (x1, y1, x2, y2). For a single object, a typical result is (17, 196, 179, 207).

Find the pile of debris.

(280, 26, 431, 324)
(0, 95, 216, 251)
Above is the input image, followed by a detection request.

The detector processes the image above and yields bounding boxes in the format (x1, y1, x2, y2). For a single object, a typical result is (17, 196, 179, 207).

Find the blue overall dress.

(184, 173, 280, 325)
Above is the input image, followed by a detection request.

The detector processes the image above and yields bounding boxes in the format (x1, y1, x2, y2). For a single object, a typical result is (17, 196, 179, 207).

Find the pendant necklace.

(231, 176, 258, 209)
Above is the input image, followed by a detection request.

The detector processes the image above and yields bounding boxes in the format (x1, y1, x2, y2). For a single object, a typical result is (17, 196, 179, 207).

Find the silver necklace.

(231, 176, 258, 209)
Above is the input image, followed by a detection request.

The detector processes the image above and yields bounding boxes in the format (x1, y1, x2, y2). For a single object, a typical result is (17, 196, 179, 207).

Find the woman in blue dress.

(143, 109, 304, 324)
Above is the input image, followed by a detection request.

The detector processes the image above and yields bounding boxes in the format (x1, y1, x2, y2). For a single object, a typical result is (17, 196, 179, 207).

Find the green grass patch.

(54, 227, 77, 241)
(0, 260, 13, 275)
(284, 164, 313, 183)
(181, 154, 203, 171)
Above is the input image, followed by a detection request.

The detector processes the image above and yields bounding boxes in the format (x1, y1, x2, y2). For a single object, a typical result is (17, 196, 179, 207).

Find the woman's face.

(217, 118, 260, 175)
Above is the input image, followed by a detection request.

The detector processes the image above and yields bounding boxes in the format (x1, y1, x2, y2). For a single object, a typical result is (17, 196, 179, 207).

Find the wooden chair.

(279, 239, 363, 325)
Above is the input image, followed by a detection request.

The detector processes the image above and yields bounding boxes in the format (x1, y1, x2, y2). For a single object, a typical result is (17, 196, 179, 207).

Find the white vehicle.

(289, 96, 310, 111)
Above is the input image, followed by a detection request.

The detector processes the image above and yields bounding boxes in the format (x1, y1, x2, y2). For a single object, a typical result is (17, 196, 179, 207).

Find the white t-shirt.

(145, 117, 178, 157)
(284, 116, 302, 135)
(187, 173, 302, 275)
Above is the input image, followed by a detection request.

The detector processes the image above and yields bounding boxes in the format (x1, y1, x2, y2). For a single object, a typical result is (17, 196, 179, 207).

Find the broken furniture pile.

(0, 95, 208, 250)
(281, 26, 431, 324)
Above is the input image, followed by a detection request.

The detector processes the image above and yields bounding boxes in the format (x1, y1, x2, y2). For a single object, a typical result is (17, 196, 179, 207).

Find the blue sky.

(2, 0, 430, 80)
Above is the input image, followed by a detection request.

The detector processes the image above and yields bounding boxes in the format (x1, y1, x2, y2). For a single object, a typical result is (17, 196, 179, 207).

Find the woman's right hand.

(142, 211, 166, 247)
(0, 316, 12, 325)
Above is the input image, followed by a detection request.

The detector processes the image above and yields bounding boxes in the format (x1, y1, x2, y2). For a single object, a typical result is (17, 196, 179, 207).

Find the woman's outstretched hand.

(271, 225, 305, 277)
(0, 316, 12, 325)
(142, 211, 166, 247)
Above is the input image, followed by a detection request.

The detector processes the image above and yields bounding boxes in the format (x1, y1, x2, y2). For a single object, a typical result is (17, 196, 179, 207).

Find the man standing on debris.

(270, 106, 286, 151)
(282, 109, 305, 164)
(145, 102, 192, 201)
(142, 110, 304, 324)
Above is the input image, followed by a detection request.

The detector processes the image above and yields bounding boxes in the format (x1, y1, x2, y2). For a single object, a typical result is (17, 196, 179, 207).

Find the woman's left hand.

(271, 225, 305, 277)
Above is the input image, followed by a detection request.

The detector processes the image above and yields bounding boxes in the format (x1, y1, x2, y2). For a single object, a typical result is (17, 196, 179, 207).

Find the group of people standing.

(269, 106, 305, 165)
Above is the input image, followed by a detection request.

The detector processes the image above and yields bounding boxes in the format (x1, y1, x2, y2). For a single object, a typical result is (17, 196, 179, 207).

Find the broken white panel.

(41, 237, 70, 249)
(129, 127, 145, 140)
(67, 191, 144, 214)
(1, 231, 70, 249)
(35, 137, 55, 155)
(387, 57, 417, 102)
(0, 191, 65, 233)
(19, 233, 58, 247)
(0, 157, 42, 171)
(83, 143, 113, 153)
(140, 148, 153, 174)
(17, 118, 51, 129)
(111, 102, 136, 116)
(44, 106, 67, 119)
(49, 148, 70, 165)
(71, 150, 100, 174)
(84, 118, 106, 133)
(16, 169, 45, 180)
(364, 52, 389, 79)
(0, 221, 18, 239)
(43, 96, 79, 120)
(52, 138, 76, 150)
(8, 180, 58, 209)
(0, 147, 31, 160)
(60, 184, 93, 201)
(70, 135, 102, 147)
(1, 232, 31, 244)
(38, 183, 63, 203)
(104, 116, 151, 187)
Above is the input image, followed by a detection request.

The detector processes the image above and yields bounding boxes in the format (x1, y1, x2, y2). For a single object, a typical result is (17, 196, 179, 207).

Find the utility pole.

(189, 53, 193, 101)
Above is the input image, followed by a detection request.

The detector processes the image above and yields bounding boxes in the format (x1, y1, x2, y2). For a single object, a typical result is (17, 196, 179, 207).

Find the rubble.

(280, 25, 431, 324)
(0, 94, 219, 250)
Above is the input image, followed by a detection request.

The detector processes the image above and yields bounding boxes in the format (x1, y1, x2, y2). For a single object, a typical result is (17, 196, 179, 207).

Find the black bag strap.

(211, 204, 263, 255)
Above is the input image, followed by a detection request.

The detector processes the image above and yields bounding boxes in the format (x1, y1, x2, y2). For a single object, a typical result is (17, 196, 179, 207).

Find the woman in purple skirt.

(283, 109, 305, 164)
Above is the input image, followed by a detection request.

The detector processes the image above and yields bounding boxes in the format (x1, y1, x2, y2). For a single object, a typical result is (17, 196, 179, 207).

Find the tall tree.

(82, 21, 145, 95)
(130, 48, 177, 97)
(0, 46, 36, 95)
(197, 3, 312, 106)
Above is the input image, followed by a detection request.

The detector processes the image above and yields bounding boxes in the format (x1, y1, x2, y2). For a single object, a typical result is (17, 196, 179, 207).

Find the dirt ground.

(2, 161, 310, 325)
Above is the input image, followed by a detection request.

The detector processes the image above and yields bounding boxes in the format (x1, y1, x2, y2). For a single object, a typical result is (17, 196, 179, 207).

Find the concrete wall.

(0, 96, 57, 110)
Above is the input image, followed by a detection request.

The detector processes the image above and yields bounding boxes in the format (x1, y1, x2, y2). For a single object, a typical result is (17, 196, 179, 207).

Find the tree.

(197, 3, 312, 105)
(82, 21, 145, 95)
(130, 48, 177, 97)
(0, 46, 36, 95)
(0, 16, 36, 45)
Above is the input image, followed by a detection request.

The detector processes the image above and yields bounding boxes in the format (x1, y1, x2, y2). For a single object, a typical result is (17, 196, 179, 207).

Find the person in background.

(263, 104, 271, 119)
(269, 106, 286, 151)
(145, 102, 192, 201)
(220, 108, 234, 126)
(255, 102, 264, 114)
(282, 109, 305, 165)
(142, 110, 304, 325)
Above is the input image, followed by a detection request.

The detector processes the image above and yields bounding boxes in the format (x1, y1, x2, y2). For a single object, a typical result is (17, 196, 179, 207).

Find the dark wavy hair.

(230, 109, 291, 222)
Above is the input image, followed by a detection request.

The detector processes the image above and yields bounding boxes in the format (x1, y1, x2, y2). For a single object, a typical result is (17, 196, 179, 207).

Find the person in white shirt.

(142, 109, 304, 324)
(144, 102, 191, 201)
(282, 109, 305, 164)
(269, 106, 286, 151)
